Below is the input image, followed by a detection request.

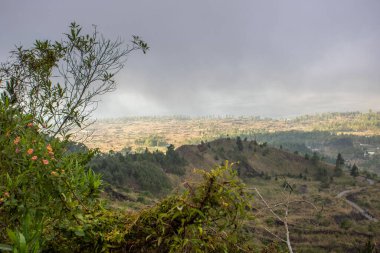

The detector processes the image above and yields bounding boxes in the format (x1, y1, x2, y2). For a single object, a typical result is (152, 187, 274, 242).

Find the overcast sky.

(1, 0, 379, 118)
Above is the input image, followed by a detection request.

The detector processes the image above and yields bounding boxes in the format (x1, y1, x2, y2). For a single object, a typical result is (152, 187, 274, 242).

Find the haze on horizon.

(1, 0, 379, 119)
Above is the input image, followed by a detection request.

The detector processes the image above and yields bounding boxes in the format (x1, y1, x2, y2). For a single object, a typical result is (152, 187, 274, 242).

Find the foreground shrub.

(0, 100, 102, 251)
(121, 162, 252, 253)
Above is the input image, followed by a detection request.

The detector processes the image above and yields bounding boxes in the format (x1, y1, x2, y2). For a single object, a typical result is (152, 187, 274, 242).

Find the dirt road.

(336, 189, 378, 222)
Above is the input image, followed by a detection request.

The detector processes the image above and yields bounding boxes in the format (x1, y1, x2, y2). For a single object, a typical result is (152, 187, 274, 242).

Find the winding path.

(336, 188, 378, 222)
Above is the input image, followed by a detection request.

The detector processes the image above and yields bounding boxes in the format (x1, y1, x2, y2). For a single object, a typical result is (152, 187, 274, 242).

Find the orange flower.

(42, 159, 49, 165)
(31, 156, 38, 160)
(27, 122, 33, 127)
(27, 148, 34, 155)
(46, 144, 53, 152)
(50, 171, 58, 176)
(13, 136, 20, 145)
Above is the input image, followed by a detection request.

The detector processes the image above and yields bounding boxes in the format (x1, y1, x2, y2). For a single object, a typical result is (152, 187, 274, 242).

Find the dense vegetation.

(0, 24, 257, 253)
(90, 145, 186, 194)
(0, 100, 104, 251)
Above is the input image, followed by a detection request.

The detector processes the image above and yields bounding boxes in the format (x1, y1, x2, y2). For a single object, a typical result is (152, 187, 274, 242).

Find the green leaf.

(0, 244, 12, 251)
(6, 229, 17, 243)
(198, 226, 203, 235)
(19, 233, 27, 253)
(157, 237, 162, 246)
(74, 229, 85, 237)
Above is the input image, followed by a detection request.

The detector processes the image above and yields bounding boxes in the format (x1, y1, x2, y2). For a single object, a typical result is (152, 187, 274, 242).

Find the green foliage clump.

(339, 219, 352, 230)
(315, 167, 328, 182)
(90, 145, 188, 195)
(90, 145, 186, 194)
(122, 162, 252, 252)
(0, 100, 105, 251)
(91, 152, 171, 194)
(0, 22, 148, 139)
(163, 144, 187, 175)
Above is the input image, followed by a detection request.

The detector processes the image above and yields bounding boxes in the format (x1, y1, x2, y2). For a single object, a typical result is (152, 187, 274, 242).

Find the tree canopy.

(0, 22, 148, 139)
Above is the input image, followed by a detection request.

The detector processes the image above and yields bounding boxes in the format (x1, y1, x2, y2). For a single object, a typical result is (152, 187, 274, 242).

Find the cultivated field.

(81, 112, 380, 152)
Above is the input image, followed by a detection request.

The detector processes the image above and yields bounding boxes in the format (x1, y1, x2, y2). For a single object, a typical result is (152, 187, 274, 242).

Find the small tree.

(334, 153, 344, 177)
(336, 153, 345, 168)
(163, 144, 186, 175)
(0, 22, 148, 252)
(0, 22, 148, 139)
(350, 164, 359, 177)
(236, 136, 244, 151)
(311, 152, 320, 165)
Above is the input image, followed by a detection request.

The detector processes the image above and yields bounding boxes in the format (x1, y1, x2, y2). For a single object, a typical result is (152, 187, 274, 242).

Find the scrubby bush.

(122, 162, 252, 252)
(0, 99, 104, 251)
(339, 219, 352, 230)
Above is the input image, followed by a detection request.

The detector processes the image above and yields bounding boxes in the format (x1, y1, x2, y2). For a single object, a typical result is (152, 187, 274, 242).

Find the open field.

(82, 112, 380, 152)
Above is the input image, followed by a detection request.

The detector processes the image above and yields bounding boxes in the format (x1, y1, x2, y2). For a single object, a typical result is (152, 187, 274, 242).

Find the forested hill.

(176, 137, 335, 181)
(90, 138, 335, 196)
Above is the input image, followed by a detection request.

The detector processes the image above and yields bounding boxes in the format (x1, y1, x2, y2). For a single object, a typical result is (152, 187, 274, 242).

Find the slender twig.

(261, 226, 286, 243)
(250, 187, 283, 222)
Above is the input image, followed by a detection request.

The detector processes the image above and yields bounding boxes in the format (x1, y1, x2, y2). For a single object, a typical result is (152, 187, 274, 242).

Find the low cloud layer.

(1, 0, 379, 118)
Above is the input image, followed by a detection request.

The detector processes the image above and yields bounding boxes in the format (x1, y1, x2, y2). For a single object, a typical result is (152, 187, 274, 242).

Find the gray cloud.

(1, 0, 380, 118)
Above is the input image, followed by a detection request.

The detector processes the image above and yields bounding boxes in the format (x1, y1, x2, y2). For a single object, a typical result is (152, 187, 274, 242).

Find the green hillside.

(92, 137, 379, 252)
(175, 138, 380, 252)
(177, 138, 334, 180)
